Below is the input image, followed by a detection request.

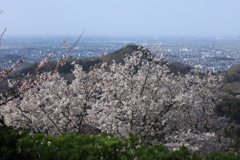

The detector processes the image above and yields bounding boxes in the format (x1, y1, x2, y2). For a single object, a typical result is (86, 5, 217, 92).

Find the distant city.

(1, 36, 240, 73)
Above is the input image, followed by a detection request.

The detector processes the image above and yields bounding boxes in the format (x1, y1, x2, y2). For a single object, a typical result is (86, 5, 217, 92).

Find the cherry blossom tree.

(86, 46, 231, 154)
(0, 63, 100, 135)
(0, 44, 231, 154)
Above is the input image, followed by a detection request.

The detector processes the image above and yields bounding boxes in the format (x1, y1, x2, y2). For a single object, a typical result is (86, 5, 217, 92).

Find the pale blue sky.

(1, 0, 240, 37)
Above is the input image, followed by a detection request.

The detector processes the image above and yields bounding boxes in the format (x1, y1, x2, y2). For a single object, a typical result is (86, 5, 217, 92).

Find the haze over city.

(1, 0, 240, 37)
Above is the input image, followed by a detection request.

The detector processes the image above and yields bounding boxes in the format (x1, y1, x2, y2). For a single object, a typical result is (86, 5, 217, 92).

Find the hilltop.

(102, 44, 192, 74)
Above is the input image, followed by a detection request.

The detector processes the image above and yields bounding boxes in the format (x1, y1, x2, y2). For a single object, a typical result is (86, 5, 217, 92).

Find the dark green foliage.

(168, 61, 192, 75)
(1, 123, 240, 160)
(215, 94, 240, 124)
(134, 145, 202, 160)
(17, 132, 138, 160)
(0, 116, 28, 160)
(169, 146, 202, 160)
(17, 131, 199, 160)
(134, 145, 169, 160)
(223, 64, 240, 84)
(216, 64, 240, 145)
(225, 73, 240, 83)
(205, 151, 240, 160)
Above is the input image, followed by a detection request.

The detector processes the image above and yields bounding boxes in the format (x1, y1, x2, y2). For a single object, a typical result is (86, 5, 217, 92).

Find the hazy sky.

(1, 0, 240, 37)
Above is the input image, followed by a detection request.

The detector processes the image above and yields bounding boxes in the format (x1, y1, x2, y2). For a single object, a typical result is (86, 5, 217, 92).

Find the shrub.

(1, 125, 239, 160)
(17, 132, 139, 160)
(0, 116, 28, 160)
